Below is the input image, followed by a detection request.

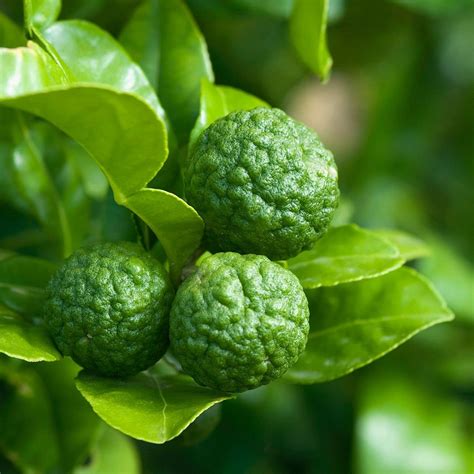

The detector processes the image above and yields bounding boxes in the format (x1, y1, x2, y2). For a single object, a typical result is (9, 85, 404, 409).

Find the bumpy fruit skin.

(170, 252, 309, 392)
(44, 242, 174, 377)
(185, 107, 339, 260)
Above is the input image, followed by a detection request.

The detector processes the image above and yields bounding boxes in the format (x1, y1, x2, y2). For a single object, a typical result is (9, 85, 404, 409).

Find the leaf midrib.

(308, 312, 453, 340)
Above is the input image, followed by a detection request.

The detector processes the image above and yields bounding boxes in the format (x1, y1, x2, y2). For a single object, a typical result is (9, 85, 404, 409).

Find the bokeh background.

(1, 0, 473, 472)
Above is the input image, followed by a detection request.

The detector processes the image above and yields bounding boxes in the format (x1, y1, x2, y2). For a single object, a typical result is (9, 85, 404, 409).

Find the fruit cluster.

(44, 108, 339, 393)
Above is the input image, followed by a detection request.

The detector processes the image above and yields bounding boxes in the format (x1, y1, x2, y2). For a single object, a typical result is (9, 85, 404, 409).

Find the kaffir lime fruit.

(169, 252, 309, 393)
(185, 107, 339, 260)
(44, 242, 174, 377)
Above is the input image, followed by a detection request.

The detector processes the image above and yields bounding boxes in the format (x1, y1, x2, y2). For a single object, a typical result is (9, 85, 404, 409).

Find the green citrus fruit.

(169, 252, 309, 392)
(44, 242, 174, 377)
(185, 107, 339, 260)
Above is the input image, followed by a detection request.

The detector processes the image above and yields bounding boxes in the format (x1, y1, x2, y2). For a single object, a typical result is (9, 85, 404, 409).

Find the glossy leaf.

(75, 428, 140, 474)
(355, 374, 473, 474)
(287, 225, 404, 289)
(0, 44, 162, 199)
(290, 0, 332, 81)
(42, 20, 166, 120)
(0, 252, 56, 315)
(25, 0, 61, 30)
(120, 0, 214, 141)
(125, 188, 204, 280)
(0, 360, 60, 473)
(372, 228, 430, 261)
(36, 359, 103, 471)
(285, 268, 453, 384)
(76, 369, 232, 444)
(0, 38, 202, 271)
(0, 305, 60, 362)
(189, 78, 269, 150)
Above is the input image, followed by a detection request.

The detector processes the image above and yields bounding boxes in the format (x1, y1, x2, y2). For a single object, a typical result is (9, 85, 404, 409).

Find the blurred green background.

(1, 0, 473, 472)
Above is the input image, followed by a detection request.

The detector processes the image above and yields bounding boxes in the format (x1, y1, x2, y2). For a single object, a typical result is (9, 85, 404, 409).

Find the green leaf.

(189, 78, 269, 150)
(355, 374, 473, 474)
(419, 236, 474, 323)
(0, 305, 60, 362)
(36, 359, 103, 471)
(74, 428, 140, 474)
(120, 0, 214, 141)
(372, 228, 430, 261)
(1, 111, 73, 257)
(289, 0, 332, 81)
(285, 268, 453, 384)
(0, 11, 24, 48)
(65, 140, 108, 201)
(42, 20, 166, 121)
(0, 252, 56, 316)
(0, 43, 163, 199)
(25, 0, 61, 30)
(0, 360, 60, 473)
(124, 188, 204, 280)
(0, 35, 202, 272)
(76, 369, 232, 444)
(287, 225, 404, 289)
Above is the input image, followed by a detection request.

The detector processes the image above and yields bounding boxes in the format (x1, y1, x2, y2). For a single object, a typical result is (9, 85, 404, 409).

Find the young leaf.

(25, 0, 62, 30)
(76, 369, 232, 444)
(120, 0, 214, 141)
(0, 360, 60, 473)
(0, 305, 60, 362)
(285, 267, 453, 384)
(287, 224, 404, 289)
(189, 78, 269, 149)
(372, 228, 430, 261)
(355, 374, 473, 474)
(75, 428, 140, 474)
(289, 0, 332, 81)
(0, 252, 56, 316)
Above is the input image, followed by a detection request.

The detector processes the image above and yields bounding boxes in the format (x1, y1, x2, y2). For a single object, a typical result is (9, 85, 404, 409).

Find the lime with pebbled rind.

(169, 252, 310, 393)
(185, 107, 339, 260)
(44, 242, 174, 377)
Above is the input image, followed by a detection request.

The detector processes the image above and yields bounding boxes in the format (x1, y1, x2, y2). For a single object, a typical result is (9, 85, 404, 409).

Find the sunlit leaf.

(25, 0, 61, 30)
(76, 368, 232, 443)
(120, 0, 213, 141)
(0, 39, 202, 271)
(372, 228, 430, 261)
(189, 78, 268, 150)
(285, 268, 453, 383)
(290, 0, 332, 81)
(0, 305, 60, 362)
(287, 225, 404, 288)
